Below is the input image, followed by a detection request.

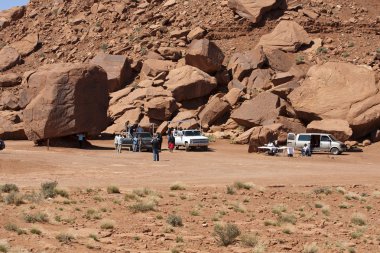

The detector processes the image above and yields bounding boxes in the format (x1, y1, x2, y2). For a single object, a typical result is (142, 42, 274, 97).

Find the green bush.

(213, 223, 241, 246)
(24, 212, 49, 223)
(56, 233, 74, 244)
(41, 181, 58, 198)
(107, 186, 120, 194)
(0, 184, 19, 193)
(4, 192, 24, 206)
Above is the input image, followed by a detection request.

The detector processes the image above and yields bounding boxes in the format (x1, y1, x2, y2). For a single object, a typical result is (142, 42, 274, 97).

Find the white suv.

(174, 130, 209, 151)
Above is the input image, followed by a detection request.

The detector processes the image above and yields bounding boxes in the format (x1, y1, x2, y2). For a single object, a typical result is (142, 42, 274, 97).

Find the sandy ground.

(1, 140, 379, 189)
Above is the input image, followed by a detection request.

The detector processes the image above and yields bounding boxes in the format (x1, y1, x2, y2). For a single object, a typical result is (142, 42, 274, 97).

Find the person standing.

(132, 135, 138, 152)
(117, 134, 123, 153)
(157, 132, 162, 151)
(77, 133, 85, 149)
(114, 134, 119, 152)
(168, 133, 175, 153)
(151, 134, 160, 161)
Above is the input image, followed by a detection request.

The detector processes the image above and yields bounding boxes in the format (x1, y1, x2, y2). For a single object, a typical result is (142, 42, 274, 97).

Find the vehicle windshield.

(183, 130, 202, 136)
(329, 135, 337, 141)
(137, 133, 152, 138)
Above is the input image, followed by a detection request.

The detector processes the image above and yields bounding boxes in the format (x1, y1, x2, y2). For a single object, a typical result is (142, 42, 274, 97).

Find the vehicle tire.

(185, 143, 190, 152)
(330, 147, 340, 155)
(202, 146, 208, 151)
(175, 146, 179, 150)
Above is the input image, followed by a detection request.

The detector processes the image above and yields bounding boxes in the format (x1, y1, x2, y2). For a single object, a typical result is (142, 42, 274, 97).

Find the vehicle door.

(174, 133, 182, 146)
(320, 135, 331, 151)
(287, 133, 296, 147)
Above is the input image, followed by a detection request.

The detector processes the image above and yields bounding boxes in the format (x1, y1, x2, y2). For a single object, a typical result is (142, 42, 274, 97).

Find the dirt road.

(1, 140, 379, 189)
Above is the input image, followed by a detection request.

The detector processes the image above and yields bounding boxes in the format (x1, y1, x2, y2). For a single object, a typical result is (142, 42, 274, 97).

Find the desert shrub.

(100, 220, 115, 230)
(226, 185, 235, 195)
(241, 233, 258, 247)
(214, 223, 241, 246)
(314, 202, 323, 208)
(351, 229, 364, 239)
(56, 233, 74, 244)
(4, 223, 27, 235)
(107, 186, 120, 194)
(124, 193, 138, 201)
(272, 204, 287, 215)
(234, 181, 252, 190)
(231, 202, 246, 213)
(316, 47, 328, 54)
(341, 51, 350, 58)
(129, 200, 156, 213)
(345, 192, 361, 200)
(171, 249, 180, 253)
(24, 212, 49, 223)
(4, 192, 24, 206)
(41, 181, 58, 198)
(0, 244, 7, 253)
(264, 219, 279, 226)
(30, 228, 42, 235)
(190, 210, 200, 216)
(0, 184, 19, 193)
(132, 188, 153, 197)
(336, 186, 346, 194)
(278, 213, 297, 225)
(176, 236, 184, 243)
(167, 214, 183, 227)
(89, 233, 99, 241)
(313, 187, 332, 195)
(303, 242, 319, 253)
(253, 242, 266, 253)
(351, 213, 366, 226)
(55, 189, 69, 198)
(170, 183, 186, 191)
(296, 55, 305, 65)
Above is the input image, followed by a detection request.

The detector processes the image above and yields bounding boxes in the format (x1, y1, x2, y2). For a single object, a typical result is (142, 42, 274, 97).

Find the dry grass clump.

(303, 242, 319, 253)
(107, 185, 120, 194)
(234, 181, 253, 190)
(0, 184, 19, 193)
(129, 200, 156, 213)
(351, 213, 367, 226)
(30, 228, 42, 235)
(24, 212, 49, 223)
(4, 223, 27, 235)
(321, 205, 330, 216)
(4, 191, 25, 206)
(0, 244, 8, 253)
(170, 183, 186, 191)
(345, 191, 361, 200)
(338, 202, 351, 209)
(56, 233, 74, 244)
(371, 191, 380, 198)
(313, 187, 332, 195)
(264, 219, 279, 227)
(41, 181, 58, 198)
(272, 204, 287, 215)
(278, 213, 297, 225)
(241, 233, 259, 247)
(226, 185, 236, 195)
(231, 202, 246, 213)
(167, 214, 183, 227)
(336, 186, 346, 194)
(351, 229, 364, 239)
(100, 220, 115, 230)
(214, 223, 241, 246)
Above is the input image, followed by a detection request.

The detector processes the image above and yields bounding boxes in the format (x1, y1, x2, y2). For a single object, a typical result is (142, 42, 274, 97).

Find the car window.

(321, 136, 331, 142)
(138, 133, 152, 138)
(298, 135, 311, 141)
(184, 130, 201, 136)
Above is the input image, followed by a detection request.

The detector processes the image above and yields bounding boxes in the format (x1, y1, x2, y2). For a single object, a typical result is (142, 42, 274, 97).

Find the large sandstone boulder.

(289, 62, 380, 138)
(0, 6, 26, 29)
(246, 68, 273, 92)
(0, 73, 22, 87)
(140, 59, 176, 80)
(90, 53, 131, 92)
(234, 127, 255, 144)
(105, 107, 143, 134)
(248, 124, 279, 153)
(264, 48, 294, 72)
(23, 64, 109, 141)
(10, 34, 40, 57)
(231, 92, 288, 127)
(0, 46, 21, 72)
(228, 0, 284, 24)
(307, 119, 353, 141)
(0, 90, 19, 110)
(224, 88, 243, 106)
(146, 96, 178, 121)
(198, 95, 231, 128)
(165, 65, 217, 101)
(0, 111, 26, 140)
(257, 21, 312, 52)
(227, 47, 266, 81)
(185, 39, 224, 74)
(169, 110, 199, 129)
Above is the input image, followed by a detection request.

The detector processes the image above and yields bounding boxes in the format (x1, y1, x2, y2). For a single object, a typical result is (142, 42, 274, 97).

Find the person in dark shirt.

(156, 132, 162, 151)
(168, 134, 175, 153)
(151, 134, 160, 161)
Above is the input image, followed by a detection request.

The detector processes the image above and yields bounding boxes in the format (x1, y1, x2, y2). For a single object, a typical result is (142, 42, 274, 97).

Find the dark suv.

(121, 132, 153, 152)
(0, 139, 5, 150)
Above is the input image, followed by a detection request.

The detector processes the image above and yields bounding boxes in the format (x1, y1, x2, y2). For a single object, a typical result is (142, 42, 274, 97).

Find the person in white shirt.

(114, 134, 119, 152)
(117, 134, 122, 153)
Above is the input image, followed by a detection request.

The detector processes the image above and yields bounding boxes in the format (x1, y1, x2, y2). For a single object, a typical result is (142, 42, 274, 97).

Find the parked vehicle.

(0, 139, 5, 150)
(121, 132, 153, 152)
(287, 133, 346, 155)
(174, 130, 209, 151)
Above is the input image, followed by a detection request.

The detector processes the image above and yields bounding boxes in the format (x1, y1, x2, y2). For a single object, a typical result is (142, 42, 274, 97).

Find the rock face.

(0, 73, 22, 87)
(257, 21, 312, 52)
(90, 53, 131, 92)
(165, 65, 217, 101)
(289, 62, 380, 138)
(228, 0, 283, 24)
(185, 39, 224, 74)
(227, 47, 266, 81)
(248, 125, 279, 152)
(0, 6, 26, 29)
(198, 95, 231, 128)
(23, 64, 109, 141)
(146, 96, 178, 121)
(307, 119, 353, 141)
(231, 92, 287, 127)
(10, 34, 40, 57)
(0, 111, 26, 140)
(140, 59, 176, 80)
(0, 46, 21, 71)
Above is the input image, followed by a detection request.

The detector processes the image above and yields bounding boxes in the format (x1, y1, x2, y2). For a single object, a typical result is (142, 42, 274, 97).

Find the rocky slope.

(0, 0, 380, 148)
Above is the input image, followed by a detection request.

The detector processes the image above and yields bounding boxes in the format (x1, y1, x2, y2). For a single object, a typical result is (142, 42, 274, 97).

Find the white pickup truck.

(174, 130, 209, 151)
